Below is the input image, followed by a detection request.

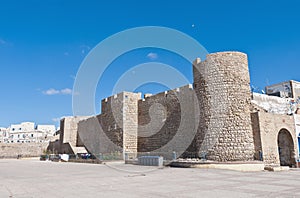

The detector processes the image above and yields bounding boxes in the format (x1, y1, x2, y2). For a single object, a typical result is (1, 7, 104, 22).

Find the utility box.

(138, 156, 163, 167)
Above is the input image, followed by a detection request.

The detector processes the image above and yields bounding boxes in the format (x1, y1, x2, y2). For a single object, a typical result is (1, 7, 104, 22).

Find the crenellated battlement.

(57, 51, 299, 165)
(138, 84, 194, 103)
(102, 91, 142, 103)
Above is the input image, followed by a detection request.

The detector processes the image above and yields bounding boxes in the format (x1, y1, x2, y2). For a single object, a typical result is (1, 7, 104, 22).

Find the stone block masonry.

(0, 143, 49, 158)
(122, 92, 141, 157)
(251, 111, 297, 166)
(59, 116, 90, 154)
(193, 52, 255, 161)
(138, 84, 198, 159)
(77, 92, 141, 159)
(52, 50, 299, 167)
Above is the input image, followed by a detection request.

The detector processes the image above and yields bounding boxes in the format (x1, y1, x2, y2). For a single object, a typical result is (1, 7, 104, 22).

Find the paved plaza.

(0, 159, 299, 197)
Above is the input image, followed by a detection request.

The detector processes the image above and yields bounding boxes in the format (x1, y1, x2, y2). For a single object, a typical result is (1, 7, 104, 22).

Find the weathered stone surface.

(51, 51, 299, 167)
(251, 111, 297, 166)
(77, 92, 141, 159)
(0, 143, 49, 158)
(59, 116, 90, 154)
(138, 85, 198, 159)
(193, 52, 255, 161)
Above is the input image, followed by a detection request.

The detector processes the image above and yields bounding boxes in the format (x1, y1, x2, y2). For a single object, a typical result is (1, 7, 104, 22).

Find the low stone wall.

(0, 142, 49, 158)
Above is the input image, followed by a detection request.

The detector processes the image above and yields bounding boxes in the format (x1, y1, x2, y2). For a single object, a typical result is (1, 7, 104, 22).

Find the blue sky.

(0, 0, 299, 127)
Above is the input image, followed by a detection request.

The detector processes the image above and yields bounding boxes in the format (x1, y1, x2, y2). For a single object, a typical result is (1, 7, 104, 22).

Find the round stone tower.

(193, 51, 255, 161)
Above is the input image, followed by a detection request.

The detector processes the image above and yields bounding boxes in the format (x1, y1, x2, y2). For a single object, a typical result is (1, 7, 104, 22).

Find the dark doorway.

(277, 129, 296, 167)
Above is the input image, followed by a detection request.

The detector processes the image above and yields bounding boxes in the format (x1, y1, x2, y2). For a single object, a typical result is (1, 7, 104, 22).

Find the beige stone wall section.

(138, 85, 198, 159)
(193, 52, 255, 161)
(60, 116, 90, 146)
(252, 111, 298, 166)
(0, 143, 49, 158)
(122, 92, 141, 157)
(77, 92, 141, 159)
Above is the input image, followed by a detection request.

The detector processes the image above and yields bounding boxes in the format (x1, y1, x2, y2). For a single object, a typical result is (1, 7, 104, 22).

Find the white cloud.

(147, 52, 158, 60)
(42, 88, 72, 95)
(52, 116, 68, 123)
(43, 88, 60, 95)
(52, 117, 61, 122)
(61, 88, 72, 95)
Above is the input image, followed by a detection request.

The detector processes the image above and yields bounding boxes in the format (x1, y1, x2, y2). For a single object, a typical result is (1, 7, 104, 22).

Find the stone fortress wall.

(59, 116, 89, 154)
(137, 84, 198, 159)
(251, 111, 297, 166)
(75, 92, 141, 159)
(193, 52, 255, 161)
(74, 85, 198, 159)
(0, 142, 49, 158)
(56, 51, 299, 167)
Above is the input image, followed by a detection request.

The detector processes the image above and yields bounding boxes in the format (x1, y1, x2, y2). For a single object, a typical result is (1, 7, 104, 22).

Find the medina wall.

(137, 84, 199, 159)
(251, 111, 298, 166)
(0, 142, 49, 158)
(76, 86, 198, 160)
(59, 116, 90, 154)
(77, 92, 141, 159)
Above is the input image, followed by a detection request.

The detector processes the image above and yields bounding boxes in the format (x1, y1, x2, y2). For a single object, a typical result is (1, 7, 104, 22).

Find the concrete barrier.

(138, 156, 163, 166)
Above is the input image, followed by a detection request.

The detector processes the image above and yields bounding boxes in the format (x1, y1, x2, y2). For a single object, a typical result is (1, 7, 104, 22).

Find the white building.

(36, 125, 56, 135)
(8, 130, 47, 143)
(265, 80, 300, 100)
(0, 127, 8, 143)
(9, 122, 35, 133)
(3, 122, 56, 143)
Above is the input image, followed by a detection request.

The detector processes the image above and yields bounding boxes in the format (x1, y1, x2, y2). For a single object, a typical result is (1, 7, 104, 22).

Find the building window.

(31, 134, 34, 137)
